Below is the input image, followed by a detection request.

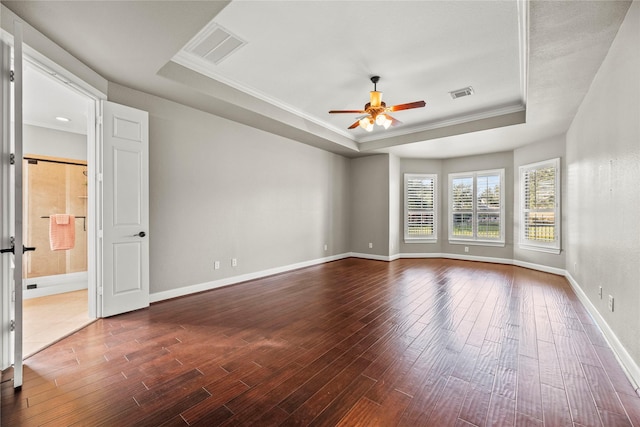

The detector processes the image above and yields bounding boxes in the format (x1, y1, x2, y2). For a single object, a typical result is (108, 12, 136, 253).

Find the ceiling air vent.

(187, 24, 246, 65)
(449, 86, 475, 100)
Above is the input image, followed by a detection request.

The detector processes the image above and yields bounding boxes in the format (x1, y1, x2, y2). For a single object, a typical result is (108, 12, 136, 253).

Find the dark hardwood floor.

(2, 258, 640, 426)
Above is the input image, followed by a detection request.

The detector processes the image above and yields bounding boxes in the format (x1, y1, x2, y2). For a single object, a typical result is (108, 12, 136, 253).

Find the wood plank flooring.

(2, 258, 640, 426)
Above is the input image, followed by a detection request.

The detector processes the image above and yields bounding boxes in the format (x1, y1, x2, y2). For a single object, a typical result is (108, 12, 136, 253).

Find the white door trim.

(0, 33, 106, 374)
(0, 35, 12, 373)
(13, 19, 24, 388)
(23, 58, 105, 320)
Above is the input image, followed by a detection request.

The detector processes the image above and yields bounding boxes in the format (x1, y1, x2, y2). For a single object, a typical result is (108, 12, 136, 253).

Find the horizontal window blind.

(449, 169, 504, 244)
(451, 177, 473, 237)
(520, 159, 560, 252)
(405, 174, 436, 241)
(477, 174, 501, 239)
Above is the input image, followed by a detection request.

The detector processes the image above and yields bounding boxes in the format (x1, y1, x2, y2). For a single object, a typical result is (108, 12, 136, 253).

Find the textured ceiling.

(3, 0, 632, 158)
(172, 1, 524, 143)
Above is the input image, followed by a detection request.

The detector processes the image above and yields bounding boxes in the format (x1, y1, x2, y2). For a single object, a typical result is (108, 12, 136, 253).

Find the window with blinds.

(404, 174, 437, 242)
(520, 158, 560, 253)
(449, 169, 505, 245)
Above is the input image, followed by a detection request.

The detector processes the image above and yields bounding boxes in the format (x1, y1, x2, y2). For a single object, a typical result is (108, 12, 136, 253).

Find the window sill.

(519, 244, 561, 255)
(449, 239, 505, 248)
(404, 238, 437, 244)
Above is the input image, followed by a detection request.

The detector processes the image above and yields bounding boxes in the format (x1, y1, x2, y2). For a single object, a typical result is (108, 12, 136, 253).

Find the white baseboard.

(149, 253, 351, 303)
(148, 252, 639, 391)
(398, 252, 443, 259)
(349, 252, 393, 262)
(24, 272, 88, 299)
(151, 252, 562, 304)
(513, 259, 566, 276)
(441, 253, 514, 265)
(564, 271, 640, 391)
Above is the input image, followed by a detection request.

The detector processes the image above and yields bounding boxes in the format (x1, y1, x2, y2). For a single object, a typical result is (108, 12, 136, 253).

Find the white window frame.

(448, 169, 505, 246)
(404, 173, 437, 243)
(519, 158, 561, 254)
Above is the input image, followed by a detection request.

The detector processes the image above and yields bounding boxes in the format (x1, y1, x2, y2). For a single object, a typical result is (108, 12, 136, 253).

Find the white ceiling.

(4, 0, 632, 159)
(23, 61, 89, 135)
(172, 1, 525, 142)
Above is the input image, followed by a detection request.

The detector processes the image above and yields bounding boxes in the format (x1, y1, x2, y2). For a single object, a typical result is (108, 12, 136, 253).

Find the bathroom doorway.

(21, 59, 94, 357)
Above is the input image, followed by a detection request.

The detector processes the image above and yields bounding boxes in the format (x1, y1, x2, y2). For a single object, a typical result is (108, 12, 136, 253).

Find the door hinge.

(9, 70, 14, 82)
(9, 320, 15, 332)
(97, 173, 103, 182)
(9, 153, 15, 165)
(98, 287, 103, 296)
(96, 116, 103, 126)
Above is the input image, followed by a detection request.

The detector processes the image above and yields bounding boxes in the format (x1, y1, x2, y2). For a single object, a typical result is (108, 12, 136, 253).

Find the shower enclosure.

(23, 156, 87, 292)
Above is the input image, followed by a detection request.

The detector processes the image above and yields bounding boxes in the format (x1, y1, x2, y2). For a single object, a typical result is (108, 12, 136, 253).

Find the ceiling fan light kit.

(329, 75, 425, 132)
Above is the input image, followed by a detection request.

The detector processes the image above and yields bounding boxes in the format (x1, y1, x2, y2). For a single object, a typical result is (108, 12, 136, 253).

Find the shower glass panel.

(23, 157, 87, 278)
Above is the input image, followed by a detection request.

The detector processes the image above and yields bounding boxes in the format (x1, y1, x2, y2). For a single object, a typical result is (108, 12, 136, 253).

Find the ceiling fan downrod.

(370, 75, 380, 91)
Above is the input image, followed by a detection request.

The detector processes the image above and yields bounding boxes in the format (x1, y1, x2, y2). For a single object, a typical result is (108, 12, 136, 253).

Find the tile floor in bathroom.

(22, 289, 93, 358)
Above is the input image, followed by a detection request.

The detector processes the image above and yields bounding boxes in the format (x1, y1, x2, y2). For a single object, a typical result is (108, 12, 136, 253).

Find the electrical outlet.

(231, 258, 237, 267)
(598, 286, 602, 299)
(608, 295, 614, 312)
(368, 242, 373, 248)
(464, 246, 469, 253)
(214, 261, 220, 270)
(324, 244, 328, 251)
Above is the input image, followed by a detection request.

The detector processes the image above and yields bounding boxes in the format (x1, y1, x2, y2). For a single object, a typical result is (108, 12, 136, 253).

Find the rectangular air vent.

(449, 86, 475, 99)
(187, 24, 246, 65)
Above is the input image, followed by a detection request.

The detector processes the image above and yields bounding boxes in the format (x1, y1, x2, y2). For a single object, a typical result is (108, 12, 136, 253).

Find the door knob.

(0, 245, 34, 254)
(134, 231, 146, 238)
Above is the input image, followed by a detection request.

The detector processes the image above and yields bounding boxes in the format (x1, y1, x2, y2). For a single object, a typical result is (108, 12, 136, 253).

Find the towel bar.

(41, 215, 87, 231)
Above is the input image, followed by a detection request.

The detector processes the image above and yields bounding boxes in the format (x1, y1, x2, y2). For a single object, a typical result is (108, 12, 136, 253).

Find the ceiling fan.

(329, 76, 426, 131)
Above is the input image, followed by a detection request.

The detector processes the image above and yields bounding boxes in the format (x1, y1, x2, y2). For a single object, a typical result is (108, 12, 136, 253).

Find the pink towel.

(49, 214, 75, 251)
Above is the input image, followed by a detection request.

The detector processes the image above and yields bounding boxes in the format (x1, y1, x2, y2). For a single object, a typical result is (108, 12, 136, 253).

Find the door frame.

(0, 35, 107, 370)
(23, 50, 106, 319)
(0, 34, 12, 372)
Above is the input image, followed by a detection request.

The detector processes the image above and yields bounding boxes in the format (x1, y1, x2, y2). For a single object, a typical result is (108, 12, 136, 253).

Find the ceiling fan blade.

(329, 109, 367, 114)
(388, 100, 426, 112)
(387, 115, 402, 126)
(347, 120, 361, 129)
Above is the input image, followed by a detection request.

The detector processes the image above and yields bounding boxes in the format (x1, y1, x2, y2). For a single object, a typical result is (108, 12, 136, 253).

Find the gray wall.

(441, 151, 515, 260)
(566, 1, 640, 364)
(388, 154, 400, 257)
(513, 135, 566, 269)
(399, 152, 517, 260)
(108, 83, 351, 294)
(23, 124, 87, 161)
(349, 154, 390, 257)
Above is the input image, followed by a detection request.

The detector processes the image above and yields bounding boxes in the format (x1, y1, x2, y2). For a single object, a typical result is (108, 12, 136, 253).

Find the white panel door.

(102, 101, 149, 317)
(0, 21, 25, 389)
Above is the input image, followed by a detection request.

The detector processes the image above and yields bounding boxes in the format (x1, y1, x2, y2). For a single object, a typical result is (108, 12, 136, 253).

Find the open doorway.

(20, 59, 94, 357)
